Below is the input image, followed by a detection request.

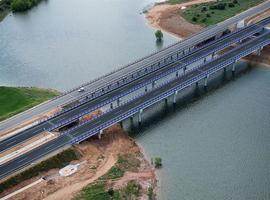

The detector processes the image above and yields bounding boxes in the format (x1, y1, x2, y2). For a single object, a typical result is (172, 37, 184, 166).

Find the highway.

(0, 18, 268, 153)
(1, 1, 269, 133)
(0, 30, 269, 179)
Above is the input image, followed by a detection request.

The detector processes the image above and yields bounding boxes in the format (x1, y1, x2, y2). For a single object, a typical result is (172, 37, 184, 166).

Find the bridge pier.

(204, 57, 207, 64)
(204, 75, 209, 89)
(183, 67, 187, 76)
(256, 47, 263, 56)
(110, 103, 113, 109)
(173, 91, 178, 104)
(119, 121, 123, 128)
(138, 109, 143, 124)
(176, 71, 179, 78)
(117, 98, 121, 107)
(152, 81, 156, 89)
(145, 86, 148, 93)
(98, 129, 103, 139)
(223, 67, 226, 72)
(232, 62, 236, 76)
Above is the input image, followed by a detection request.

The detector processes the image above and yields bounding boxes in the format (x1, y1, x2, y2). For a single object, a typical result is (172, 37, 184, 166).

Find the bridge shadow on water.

(124, 61, 254, 139)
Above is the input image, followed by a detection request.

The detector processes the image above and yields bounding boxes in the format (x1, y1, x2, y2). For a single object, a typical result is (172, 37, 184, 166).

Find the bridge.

(0, 3, 270, 179)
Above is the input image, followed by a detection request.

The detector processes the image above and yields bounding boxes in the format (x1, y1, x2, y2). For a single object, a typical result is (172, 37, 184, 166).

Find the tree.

(155, 30, 163, 41)
(154, 157, 162, 168)
(11, 0, 31, 12)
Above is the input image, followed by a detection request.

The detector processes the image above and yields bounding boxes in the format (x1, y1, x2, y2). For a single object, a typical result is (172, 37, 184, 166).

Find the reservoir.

(0, 0, 270, 199)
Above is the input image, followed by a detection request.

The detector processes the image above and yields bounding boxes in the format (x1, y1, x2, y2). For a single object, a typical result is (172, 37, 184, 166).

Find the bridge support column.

(223, 67, 226, 72)
(256, 47, 263, 56)
(117, 98, 121, 107)
(204, 75, 209, 88)
(176, 71, 179, 78)
(119, 121, 123, 128)
(173, 91, 178, 104)
(145, 86, 148, 93)
(204, 57, 207, 64)
(98, 129, 103, 139)
(183, 67, 187, 76)
(110, 103, 113, 109)
(138, 109, 143, 124)
(212, 52, 216, 59)
(232, 62, 236, 76)
(196, 82, 199, 87)
(152, 81, 156, 89)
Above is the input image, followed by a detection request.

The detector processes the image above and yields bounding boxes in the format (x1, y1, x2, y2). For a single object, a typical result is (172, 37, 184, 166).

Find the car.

(78, 87, 85, 92)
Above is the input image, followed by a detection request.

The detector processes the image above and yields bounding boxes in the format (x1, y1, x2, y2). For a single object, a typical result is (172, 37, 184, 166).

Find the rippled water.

(1, 0, 270, 199)
(0, 0, 176, 91)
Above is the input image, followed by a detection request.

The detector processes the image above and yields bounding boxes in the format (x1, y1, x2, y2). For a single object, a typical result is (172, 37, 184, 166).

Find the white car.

(78, 87, 85, 92)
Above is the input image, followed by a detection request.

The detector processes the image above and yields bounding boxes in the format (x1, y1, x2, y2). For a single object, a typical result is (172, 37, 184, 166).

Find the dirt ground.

(145, 0, 215, 38)
(145, 0, 270, 66)
(3, 125, 156, 200)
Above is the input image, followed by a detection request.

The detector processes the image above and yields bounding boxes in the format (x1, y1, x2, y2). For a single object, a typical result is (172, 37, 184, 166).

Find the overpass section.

(1, 17, 269, 152)
(0, 24, 269, 179)
(0, 1, 269, 133)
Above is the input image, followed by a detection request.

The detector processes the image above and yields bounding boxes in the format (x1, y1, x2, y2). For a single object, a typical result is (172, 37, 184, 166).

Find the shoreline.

(144, 0, 270, 67)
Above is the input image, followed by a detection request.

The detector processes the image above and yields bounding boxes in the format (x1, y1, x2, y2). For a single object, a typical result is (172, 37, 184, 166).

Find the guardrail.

(69, 34, 270, 144)
(42, 26, 265, 132)
(39, 25, 264, 129)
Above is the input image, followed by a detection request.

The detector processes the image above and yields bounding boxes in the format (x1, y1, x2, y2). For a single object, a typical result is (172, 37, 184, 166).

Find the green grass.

(181, 0, 266, 26)
(74, 180, 141, 200)
(168, 0, 193, 4)
(0, 86, 59, 122)
(0, 148, 80, 194)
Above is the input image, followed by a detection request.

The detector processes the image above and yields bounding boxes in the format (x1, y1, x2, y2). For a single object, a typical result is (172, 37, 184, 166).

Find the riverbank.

(0, 125, 157, 200)
(0, 86, 59, 122)
(0, 0, 11, 22)
(145, 0, 270, 66)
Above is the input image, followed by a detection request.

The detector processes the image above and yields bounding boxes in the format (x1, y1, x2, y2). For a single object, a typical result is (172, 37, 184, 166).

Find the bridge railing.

(40, 26, 266, 132)
(69, 33, 270, 144)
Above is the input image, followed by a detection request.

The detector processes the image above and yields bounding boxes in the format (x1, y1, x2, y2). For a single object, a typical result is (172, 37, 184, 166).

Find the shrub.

(155, 30, 163, 41)
(201, 6, 207, 12)
(206, 13, 211, 18)
(228, 3, 235, 7)
(11, 0, 31, 12)
(154, 157, 162, 168)
(192, 17, 197, 22)
(201, 18, 207, 23)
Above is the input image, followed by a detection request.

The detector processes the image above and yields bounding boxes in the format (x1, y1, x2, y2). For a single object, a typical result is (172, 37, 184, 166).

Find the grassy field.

(181, 0, 266, 26)
(0, 86, 59, 122)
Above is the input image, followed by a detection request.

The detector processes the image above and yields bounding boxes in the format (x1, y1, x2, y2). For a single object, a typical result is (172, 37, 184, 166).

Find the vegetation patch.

(0, 148, 80, 194)
(11, 0, 44, 12)
(74, 154, 143, 200)
(0, 86, 59, 122)
(74, 180, 142, 200)
(181, 0, 266, 26)
(99, 154, 140, 181)
(168, 0, 193, 5)
(0, 0, 11, 21)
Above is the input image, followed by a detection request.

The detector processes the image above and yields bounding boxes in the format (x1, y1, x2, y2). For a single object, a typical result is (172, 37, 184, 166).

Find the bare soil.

(3, 125, 156, 200)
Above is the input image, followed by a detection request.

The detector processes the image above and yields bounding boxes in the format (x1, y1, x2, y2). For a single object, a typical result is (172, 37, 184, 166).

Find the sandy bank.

(145, 0, 270, 67)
